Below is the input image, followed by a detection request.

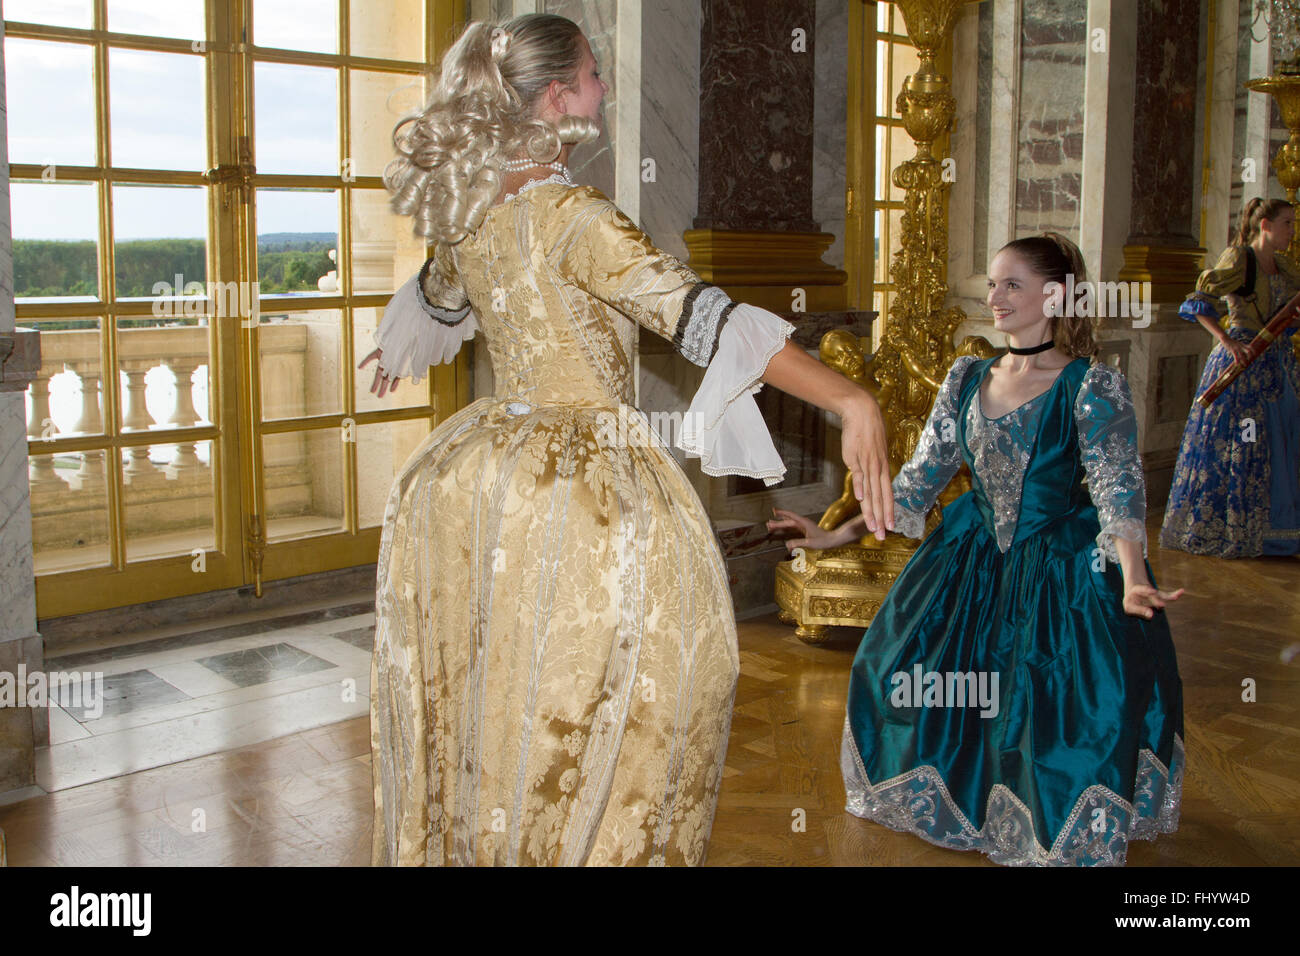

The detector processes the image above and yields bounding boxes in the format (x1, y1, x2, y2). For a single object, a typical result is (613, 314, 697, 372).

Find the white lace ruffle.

(373, 271, 478, 385)
(840, 717, 1184, 866)
(677, 303, 795, 486)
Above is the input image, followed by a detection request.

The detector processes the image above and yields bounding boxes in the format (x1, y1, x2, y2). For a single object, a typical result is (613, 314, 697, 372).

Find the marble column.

(684, 0, 847, 312)
(1116, 0, 1212, 503)
(0, 20, 43, 813)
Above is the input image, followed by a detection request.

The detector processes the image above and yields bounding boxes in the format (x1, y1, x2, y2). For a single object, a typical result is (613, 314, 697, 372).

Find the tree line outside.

(15, 234, 336, 328)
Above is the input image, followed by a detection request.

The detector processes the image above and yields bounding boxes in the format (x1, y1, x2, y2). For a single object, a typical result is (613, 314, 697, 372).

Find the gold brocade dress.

(369, 181, 793, 866)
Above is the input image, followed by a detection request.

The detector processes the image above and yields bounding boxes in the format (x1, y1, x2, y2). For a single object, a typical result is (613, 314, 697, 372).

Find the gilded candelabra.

(775, 0, 992, 644)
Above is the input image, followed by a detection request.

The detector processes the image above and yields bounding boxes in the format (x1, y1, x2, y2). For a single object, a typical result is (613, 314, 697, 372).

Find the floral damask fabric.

(369, 183, 791, 866)
(1161, 249, 1300, 557)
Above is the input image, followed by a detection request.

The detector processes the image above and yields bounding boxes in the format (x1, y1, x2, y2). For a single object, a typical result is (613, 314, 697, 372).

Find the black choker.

(1007, 341, 1056, 355)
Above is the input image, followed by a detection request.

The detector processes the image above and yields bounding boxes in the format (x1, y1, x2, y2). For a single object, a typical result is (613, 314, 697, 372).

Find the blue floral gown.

(1159, 247, 1300, 557)
(841, 355, 1184, 866)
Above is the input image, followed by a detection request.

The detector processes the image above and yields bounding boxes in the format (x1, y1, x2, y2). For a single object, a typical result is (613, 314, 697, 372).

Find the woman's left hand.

(1122, 582, 1185, 619)
(358, 347, 400, 397)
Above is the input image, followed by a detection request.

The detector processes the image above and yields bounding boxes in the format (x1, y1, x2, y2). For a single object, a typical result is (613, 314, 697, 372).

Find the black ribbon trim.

(416, 254, 472, 327)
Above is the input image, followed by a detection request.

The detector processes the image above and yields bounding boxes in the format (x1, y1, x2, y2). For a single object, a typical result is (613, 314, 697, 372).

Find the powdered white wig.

(385, 14, 602, 244)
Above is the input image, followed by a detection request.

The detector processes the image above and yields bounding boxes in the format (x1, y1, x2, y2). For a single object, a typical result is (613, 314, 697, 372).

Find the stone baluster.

(68, 362, 106, 494)
(25, 370, 65, 489)
(120, 361, 164, 484)
(164, 359, 203, 478)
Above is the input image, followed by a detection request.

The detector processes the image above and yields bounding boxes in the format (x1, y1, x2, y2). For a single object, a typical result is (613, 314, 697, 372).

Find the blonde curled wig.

(998, 232, 1099, 359)
(385, 14, 602, 244)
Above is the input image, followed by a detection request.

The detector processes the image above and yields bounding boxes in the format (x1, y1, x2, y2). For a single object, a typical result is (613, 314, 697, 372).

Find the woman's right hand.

(1217, 333, 1248, 366)
(838, 390, 894, 541)
(358, 347, 401, 397)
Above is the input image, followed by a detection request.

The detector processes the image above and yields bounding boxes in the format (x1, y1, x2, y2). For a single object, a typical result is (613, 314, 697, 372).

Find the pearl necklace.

(501, 159, 574, 185)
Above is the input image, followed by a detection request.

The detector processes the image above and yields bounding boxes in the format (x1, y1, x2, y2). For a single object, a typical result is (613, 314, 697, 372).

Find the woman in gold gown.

(360, 14, 892, 865)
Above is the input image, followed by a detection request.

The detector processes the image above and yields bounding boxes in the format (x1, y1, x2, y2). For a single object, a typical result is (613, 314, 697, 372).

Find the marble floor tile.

(147, 659, 243, 699)
(36, 680, 369, 791)
(65, 669, 190, 722)
(327, 625, 376, 651)
(47, 705, 92, 744)
(194, 642, 336, 688)
(47, 600, 375, 670)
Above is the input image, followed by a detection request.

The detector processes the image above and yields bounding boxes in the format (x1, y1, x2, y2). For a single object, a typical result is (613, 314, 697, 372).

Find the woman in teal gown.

(771, 233, 1185, 866)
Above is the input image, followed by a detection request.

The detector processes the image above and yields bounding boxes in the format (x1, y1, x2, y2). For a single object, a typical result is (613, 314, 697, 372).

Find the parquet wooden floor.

(2, 519, 1297, 866)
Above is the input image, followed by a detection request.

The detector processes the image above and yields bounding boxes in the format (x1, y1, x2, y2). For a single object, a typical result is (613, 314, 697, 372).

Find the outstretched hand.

(766, 508, 843, 552)
(839, 392, 894, 541)
(358, 347, 400, 398)
(1123, 583, 1185, 619)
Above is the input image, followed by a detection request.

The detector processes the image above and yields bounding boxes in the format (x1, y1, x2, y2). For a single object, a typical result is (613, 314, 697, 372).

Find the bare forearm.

(1194, 313, 1226, 342)
(760, 340, 866, 417)
(1112, 536, 1149, 586)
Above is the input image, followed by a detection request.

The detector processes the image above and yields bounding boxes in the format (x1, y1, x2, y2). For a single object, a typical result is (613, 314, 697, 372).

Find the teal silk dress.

(841, 355, 1184, 866)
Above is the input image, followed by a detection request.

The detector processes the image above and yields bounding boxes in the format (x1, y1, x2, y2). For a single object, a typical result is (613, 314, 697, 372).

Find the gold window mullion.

(339, 0, 359, 537)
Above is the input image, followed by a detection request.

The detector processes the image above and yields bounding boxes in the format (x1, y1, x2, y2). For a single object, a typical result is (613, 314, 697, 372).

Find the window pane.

(109, 48, 207, 171)
(255, 188, 339, 293)
(2, 0, 93, 29)
(875, 39, 889, 117)
(254, 0, 338, 54)
(11, 181, 100, 300)
(349, 69, 425, 178)
(116, 318, 213, 434)
(258, 308, 343, 421)
(350, 0, 425, 61)
(24, 317, 105, 440)
(107, 0, 205, 40)
(29, 449, 113, 573)
(255, 62, 339, 175)
(123, 439, 216, 561)
(4, 38, 96, 166)
(357, 419, 431, 528)
(264, 429, 346, 541)
(350, 189, 426, 294)
(112, 185, 209, 299)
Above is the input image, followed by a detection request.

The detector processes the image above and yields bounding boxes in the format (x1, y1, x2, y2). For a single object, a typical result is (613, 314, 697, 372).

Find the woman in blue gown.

(1159, 198, 1300, 557)
(771, 233, 1185, 866)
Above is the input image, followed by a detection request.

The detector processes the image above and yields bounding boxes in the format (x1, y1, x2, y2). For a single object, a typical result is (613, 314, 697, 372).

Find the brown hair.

(997, 232, 1098, 359)
(1234, 197, 1294, 246)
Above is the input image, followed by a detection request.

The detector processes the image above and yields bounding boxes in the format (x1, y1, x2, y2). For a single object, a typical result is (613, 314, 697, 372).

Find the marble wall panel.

(696, 0, 819, 231)
(1014, 0, 1086, 241)
(813, 0, 848, 268)
(545, 0, 617, 198)
(1128, 0, 1202, 242)
(639, 0, 701, 261)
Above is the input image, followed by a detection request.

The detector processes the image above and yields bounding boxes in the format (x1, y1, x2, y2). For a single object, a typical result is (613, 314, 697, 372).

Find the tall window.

(5, 0, 464, 617)
(869, 2, 921, 331)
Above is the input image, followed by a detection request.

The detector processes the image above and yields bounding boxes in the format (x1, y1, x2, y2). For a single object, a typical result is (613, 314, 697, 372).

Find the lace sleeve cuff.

(891, 503, 928, 540)
(678, 303, 795, 486)
(373, 271, 478, 385)
(1097, 518, 1148, 564)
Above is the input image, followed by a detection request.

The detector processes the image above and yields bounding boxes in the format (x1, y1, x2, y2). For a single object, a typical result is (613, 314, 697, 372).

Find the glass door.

(6, 0, 466, 618)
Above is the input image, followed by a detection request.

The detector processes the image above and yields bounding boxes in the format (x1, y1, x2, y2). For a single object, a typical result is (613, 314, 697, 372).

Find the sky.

(5, 0, 403, 240)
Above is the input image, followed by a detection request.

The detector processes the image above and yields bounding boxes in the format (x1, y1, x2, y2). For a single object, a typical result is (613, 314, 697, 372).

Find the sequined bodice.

(967, 388, 1050, 550)
(891, 355, 1148, 559)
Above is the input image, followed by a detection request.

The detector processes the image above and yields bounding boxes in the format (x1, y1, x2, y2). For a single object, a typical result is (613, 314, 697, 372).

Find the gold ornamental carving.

(1244, 70, 1300, 355)
(776, 0, 991, 645)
